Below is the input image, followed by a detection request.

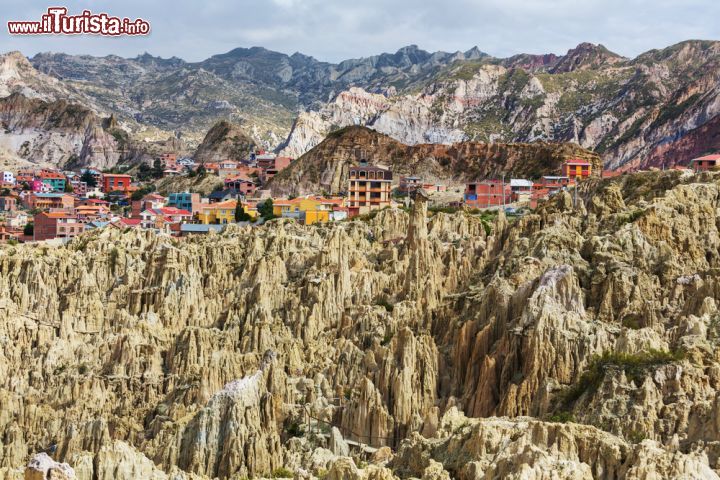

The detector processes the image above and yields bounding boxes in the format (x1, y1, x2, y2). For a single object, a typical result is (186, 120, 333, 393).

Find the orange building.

(561, 159, 592, 180)
(23, 193, 75, 210)
(347, 164, 392, 217)
(102, 174, 133, 194)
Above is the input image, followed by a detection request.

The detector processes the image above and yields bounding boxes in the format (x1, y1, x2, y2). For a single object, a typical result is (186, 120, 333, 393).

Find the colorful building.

(70, 180, 88, 196)
(464, 180, 511, 208)
(158, 153, 178, 169)
(561, 159, 592, 180)
(0, 196, 17, 212)
(33, 212, 83, 241)
(168, 192, 201, 214)
(258, 156, 291, 183)
(102, 174, 133, 194)
(348, 164, 392, 217)
(224, 175, 258, 197)
(690, 154, 720, 172)
(196, 200, 238, 224)
(535, 176, 572, 194)
(273, 196, 345, 225)
(140, 207, 193, 230)
(38, 171, 67, 192)
(23, 193, 75, 211)
(510, 179, 533, 203)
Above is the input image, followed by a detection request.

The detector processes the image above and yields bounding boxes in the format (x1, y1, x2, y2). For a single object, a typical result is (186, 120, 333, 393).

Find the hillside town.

(1, 150, 717, 243)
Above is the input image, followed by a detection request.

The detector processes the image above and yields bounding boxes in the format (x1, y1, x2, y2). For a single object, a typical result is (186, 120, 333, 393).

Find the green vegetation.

(560, 349, 685, 408)
(617, 208, 645, 226)
(272, 467, 293, 478)
(627, 430, 647, 444)
(545, 411, 575, 423)
(258, 199, 276, 221)
(80, 171, 97, 188)
(285, 421, 303, 438)
(235, 202, 253, 222)
(375, 296, 394, 312)
(23, 223, 33, 236)
(131, 185, 155, 201)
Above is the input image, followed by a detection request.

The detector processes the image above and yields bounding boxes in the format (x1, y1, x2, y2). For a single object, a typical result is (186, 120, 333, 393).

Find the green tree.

(64, 182, 73, 193)
(152, 159, 164, 179)
(23, 223, 33, 236)
(196, 164, 207, 176)
(137, 163, 152, 182)
(131, 185, 154, 201)
(235, 202, 252, 222)
(80, 171, 97, 188)
(258, 199, 276, 221)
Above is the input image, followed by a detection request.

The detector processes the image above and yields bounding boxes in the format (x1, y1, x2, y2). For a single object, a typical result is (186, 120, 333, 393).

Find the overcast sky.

(1, 0, 719, 62)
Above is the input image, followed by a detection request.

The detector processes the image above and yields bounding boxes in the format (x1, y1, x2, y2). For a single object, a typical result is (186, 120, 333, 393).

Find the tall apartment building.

(347, 163, 392, 217)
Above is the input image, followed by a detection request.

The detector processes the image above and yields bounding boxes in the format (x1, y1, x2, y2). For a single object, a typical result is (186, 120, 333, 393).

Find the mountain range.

(1, 40, 720, 171)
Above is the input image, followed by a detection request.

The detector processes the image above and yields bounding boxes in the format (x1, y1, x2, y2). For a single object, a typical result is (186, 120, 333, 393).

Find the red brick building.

(33, 212, 83, 241)
(464, 180, 511, 208)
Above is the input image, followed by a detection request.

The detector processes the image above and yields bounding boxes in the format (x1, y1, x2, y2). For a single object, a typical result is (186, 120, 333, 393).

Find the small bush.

(545, 411, 575, 423)
(627, 430, 647, 443)
(272, 467, 293, 478)
(560, 349, 685, 408)
(285, 422, 303, 438)
(375, 297, 394, 312)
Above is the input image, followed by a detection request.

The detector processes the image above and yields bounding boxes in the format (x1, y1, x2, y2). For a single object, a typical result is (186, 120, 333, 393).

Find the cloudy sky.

(1, 0, 718, 62)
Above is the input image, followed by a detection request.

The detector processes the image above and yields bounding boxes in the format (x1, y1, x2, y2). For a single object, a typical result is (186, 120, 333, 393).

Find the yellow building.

(196, 200, 238, 224)
(272, 196, 345, 225)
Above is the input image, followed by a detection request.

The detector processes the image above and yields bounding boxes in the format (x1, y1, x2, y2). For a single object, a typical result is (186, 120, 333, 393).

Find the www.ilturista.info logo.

(7, 7, 150, 36)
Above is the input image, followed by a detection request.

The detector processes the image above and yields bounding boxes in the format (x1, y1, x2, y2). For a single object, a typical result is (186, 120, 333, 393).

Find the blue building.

(167, 192, 200, 213)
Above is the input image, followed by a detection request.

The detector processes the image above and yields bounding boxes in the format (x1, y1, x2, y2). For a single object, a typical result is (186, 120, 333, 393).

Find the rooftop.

(692, 154, 720, 162)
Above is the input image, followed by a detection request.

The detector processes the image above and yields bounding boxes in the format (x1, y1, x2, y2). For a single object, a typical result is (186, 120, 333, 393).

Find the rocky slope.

(278, 41, 720, 171)
(0, 93, 122, 170)
(193, 120, 257, 165)
(269, 126, 601, 196)
(3, 169, 720, 478)
(24, 40, 720, 170)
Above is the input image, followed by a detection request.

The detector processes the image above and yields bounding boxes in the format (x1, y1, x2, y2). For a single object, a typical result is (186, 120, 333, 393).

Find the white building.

(1, 171, 15, 185)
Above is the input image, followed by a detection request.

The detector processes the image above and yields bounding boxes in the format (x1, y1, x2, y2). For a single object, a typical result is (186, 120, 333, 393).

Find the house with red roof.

(140, 207, 193, 231)
(690, 154, 720, 172)
(561, 159, 593, 180)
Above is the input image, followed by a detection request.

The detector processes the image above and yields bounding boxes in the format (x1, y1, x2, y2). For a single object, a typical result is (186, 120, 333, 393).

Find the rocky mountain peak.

(550, 42, 625, 73)
(194, 120, 256, 164)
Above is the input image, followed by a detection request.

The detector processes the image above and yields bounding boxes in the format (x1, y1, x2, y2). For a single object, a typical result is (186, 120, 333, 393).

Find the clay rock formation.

(3, 170, 720, 477)
(23, 453, 75, 480)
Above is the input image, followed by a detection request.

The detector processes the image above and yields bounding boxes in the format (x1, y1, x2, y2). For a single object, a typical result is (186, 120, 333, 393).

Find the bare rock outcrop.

(3, 170, 720, 477)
